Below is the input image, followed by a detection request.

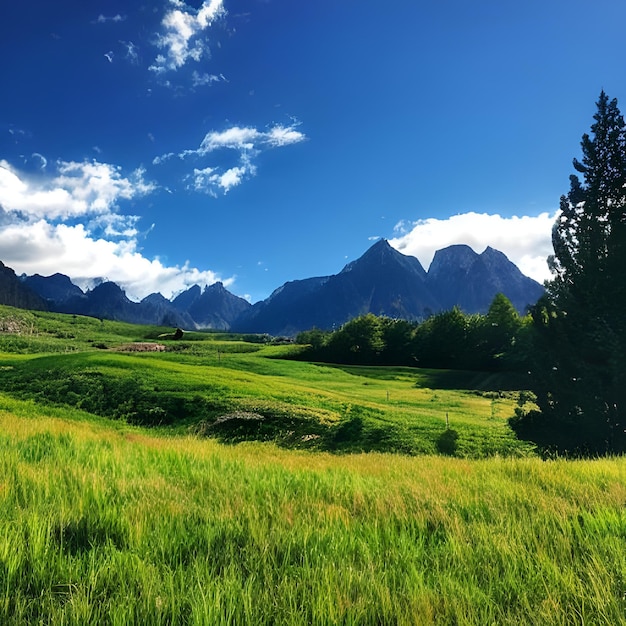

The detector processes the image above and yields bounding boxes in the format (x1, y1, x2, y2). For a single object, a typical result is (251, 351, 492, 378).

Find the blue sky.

(1, 0, 625, 303)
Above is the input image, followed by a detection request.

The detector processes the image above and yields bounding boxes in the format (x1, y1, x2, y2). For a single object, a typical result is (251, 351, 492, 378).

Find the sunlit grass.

(0, 400, 624, 624)
(0, 306, 621, 623)
(0, 346, 531, 457)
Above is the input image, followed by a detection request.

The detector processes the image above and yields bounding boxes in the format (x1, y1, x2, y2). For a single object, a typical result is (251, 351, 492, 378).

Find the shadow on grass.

(194, 412, 419, 455)
(436, 428, 459, 455)
(323, 364, 529, 392)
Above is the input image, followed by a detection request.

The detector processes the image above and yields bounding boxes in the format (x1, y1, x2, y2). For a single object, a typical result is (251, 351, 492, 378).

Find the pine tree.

(513, 92, 626, 454)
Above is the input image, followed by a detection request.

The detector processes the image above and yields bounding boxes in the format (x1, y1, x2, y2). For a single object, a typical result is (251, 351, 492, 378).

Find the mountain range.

(0, 240, 544, 336)
(231, 241, 544, 335)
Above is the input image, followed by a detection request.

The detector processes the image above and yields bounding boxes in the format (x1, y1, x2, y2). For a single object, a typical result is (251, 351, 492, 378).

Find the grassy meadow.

(0, 306, 624, 624)
(0, 306, 533, 458)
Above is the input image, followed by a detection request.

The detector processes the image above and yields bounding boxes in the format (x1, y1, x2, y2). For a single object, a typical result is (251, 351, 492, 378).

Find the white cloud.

(0, 160, 230, 300)
(191, 166, 217, 195)
(150, 0, 226, 74)
(0, 220, 228, 300)
(266, 125, 307, 147)
(217, 166, 248, 192)
(190, 164, 251, 195)
(121, 40, 139, 64)
(197, 124, 305, 154)
(88, 213, 139, 239)
(156, 122, 305, 195)
(191, 71, 226, 87)
(31, 153, 47, 170)
(197, 0, 224, 28)
(389, 211, 558, 284)
(0, 160, 155, 220)
(199, 126, 260, 153)
(152, 152, 175, 166)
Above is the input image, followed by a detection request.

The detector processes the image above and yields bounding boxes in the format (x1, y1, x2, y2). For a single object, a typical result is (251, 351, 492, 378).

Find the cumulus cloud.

(389, 211, 558, 284)
(0, 160, 231, 300)
(266, 125, 308, 147)
(191, 164, 250, 195)
(150, 0, 226, 74)
(156, 121, 306, 195)
(0, 160, 155, 220)
(0, 220, 227, 300)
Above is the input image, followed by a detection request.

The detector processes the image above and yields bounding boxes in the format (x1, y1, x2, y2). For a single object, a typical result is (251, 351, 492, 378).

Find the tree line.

(295, 293, 528, 372)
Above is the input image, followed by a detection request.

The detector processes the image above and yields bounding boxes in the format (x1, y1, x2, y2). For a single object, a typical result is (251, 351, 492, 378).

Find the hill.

(0, 261, 46, 311)
(0, 304, 531, 457)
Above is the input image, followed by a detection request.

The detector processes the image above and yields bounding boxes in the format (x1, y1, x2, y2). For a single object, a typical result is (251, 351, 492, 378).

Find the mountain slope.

(0, 262, 46, 310)
(22, 272, 84, 304)
(233, 240, 545, 335)
(186, 282, 251, 330)
(233, 240, 441, 335)
(427, 245, 544, 314)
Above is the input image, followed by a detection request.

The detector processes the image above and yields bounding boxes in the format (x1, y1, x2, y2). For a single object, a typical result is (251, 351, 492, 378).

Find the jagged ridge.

(11, 239, 544, 334)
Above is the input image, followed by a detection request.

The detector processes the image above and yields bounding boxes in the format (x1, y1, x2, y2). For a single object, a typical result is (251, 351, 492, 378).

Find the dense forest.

(298, 92, 626, 457)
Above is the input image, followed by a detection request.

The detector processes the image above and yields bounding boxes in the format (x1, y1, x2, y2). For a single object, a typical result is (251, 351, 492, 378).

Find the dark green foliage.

(482, 294, 524, 362)
(295, 328, 330, 351)
(0, 364, 226, 426)
(323, 413, 417, 455)
(512, 92, 626, 455)
(413, 307, 479, 369)
(197, 409, 327, 446)
(378, 317, 415, 364)
(295, 297, 524, 372)
(195, 408, 419, 455)
(437, 428, 459, 455)
(324, 314, 386, 364)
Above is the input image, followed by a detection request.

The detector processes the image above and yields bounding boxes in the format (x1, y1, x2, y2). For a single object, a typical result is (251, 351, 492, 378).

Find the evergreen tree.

(478, 293, 523, 369)
(513, 92, 626, 454)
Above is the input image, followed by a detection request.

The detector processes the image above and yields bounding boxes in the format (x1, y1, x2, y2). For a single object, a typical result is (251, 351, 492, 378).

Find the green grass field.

(0, 306, 624, 624)
(0, 306, 533, 458)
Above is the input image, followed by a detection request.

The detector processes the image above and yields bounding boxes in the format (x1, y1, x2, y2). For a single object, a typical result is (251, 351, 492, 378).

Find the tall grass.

(0, 397, 624, 624)
(0, 345, 534, 457)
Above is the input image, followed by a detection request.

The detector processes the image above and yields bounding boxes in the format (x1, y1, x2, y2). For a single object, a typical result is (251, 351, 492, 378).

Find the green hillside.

(0, 305, 623, 624)
(0, 305, 532, 458)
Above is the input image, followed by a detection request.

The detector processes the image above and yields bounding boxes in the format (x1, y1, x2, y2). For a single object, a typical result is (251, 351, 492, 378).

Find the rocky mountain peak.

(428, 245, 478, 279)
(342, 239, 427, 279)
